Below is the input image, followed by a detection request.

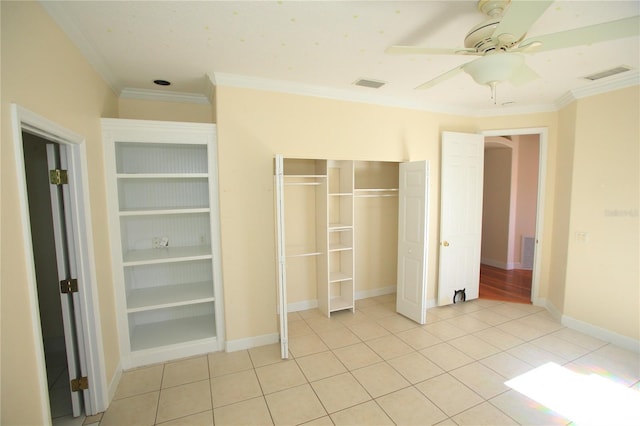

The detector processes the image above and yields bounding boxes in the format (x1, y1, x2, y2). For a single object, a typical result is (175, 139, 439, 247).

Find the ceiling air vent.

(353, 78, 385, 89)
(583, 66, 632, 81)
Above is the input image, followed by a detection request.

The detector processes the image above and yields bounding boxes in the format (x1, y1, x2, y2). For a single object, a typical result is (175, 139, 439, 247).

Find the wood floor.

(479, 264, 532, 304)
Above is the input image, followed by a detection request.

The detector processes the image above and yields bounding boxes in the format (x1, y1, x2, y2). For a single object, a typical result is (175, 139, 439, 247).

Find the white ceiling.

(43, 1, 640, 115)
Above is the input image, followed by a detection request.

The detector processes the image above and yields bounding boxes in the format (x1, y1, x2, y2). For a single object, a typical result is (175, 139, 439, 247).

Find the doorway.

(23, 134, 77, 419)
(479, 129, 546, 304)
(12, 104, 108, 421)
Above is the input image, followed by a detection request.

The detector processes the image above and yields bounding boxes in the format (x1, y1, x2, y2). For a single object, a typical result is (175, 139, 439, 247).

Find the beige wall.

(482, 147, 512, 265)
(1, 2, 119, 424)
(563, 88, 639, 340)
(514, 134, 540, 265)
(214, 85, 476, 340)
(118, 97, 214, 123)
(2, 2, 638, 424)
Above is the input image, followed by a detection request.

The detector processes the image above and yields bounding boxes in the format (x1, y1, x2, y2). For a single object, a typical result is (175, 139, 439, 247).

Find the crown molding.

(210, 73, 567, 117)
(209, 72, 477, 116)
(555, 69, 640, 109)
(40, 1, 122, 93)
(119, 88, 211, 105)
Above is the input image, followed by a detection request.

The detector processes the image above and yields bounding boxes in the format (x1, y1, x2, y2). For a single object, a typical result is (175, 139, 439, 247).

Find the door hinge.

(71, 376, 89, 392)
(49, 169, 69, 185)
(60, 278, 78, 294)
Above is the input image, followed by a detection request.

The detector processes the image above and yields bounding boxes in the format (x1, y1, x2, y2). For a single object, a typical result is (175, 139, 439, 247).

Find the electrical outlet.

(152, 237, 161, 248)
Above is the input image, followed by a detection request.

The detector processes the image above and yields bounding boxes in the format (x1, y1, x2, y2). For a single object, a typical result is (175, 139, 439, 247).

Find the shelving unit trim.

(117, 173, 209, 179)
(127, 281, 215, 312)
(129, 313, 216, 352)
(123, 245, 212, 266)
(119, 207, 210, 216)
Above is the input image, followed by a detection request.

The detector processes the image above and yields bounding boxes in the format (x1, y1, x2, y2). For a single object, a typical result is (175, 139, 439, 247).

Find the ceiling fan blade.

(493, 0, 553, 42)
(385, 45, 478, 56)
(508, 63, 539, 86)
(519, 15, 640, 52)
(415, 65, 464, 90)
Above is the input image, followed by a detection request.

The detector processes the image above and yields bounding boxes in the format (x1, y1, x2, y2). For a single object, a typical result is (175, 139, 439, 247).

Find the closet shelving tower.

(103, 118, 225, 368)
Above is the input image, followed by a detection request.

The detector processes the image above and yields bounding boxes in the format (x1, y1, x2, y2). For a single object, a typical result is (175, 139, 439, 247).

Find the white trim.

(107, 362, 123, 404)
(480, 259, 519, 270)
(287, 299, 318, 313)
(40, 2, 121, 92)
(209, 72, 639, 117)
(11, 104, 109, 417)
(562, 315, 640, 354)
(210, 72, 560, 117)
(119, 87, 211, 105)
(225, 333, 280, 353)
(355, 285, 396, 300)
(541, 298, 638, 353)
(286, 286, 398, 313)
(555, 69, 640, 109)
(480, 127, 548, 306)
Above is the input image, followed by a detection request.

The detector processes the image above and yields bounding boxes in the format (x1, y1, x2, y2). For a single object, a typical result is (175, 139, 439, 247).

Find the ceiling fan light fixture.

(463, 52, 524, 85)
(463, 52, 524, 103)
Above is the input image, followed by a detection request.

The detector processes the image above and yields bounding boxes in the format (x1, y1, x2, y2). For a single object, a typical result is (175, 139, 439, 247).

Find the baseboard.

(107, 361, 122, 405)
(225, 332, 279, 352)
(287, 286, 398, 313)
(356, 285, 396, 300)
(481, 258, 513, 270)
(561, 315, 640, 354)
(540, 297, 639, 353)
(287, 299, 318, 313)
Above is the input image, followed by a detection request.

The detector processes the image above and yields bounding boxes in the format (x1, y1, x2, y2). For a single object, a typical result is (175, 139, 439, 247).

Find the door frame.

(480, 127, 548, 305)
(11, 104, 108, 418)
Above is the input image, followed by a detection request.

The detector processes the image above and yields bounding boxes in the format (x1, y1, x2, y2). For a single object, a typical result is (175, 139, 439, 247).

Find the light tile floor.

(67, 296, 640, 425)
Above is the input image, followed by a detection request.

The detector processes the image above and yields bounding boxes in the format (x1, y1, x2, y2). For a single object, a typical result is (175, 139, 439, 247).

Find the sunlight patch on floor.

(506, 362, 640, 426)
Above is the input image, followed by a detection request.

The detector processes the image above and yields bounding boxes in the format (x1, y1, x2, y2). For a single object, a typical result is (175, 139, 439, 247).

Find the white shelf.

(329, 223, 352, 230)
(329, 243, 352, 252)
(123, 245, 212, 266)
(117, 173, 209, 179)
(130, 313, 216, 352)
(329, 192, 353, 196)
(127, 281, 214, 312)
(285, 244, 322, 257)
(354, 188, 399, 198)
(329, 272, 352, 283)
(330, 296, 353, 312)
(119, 207, 210, 216)
(284, 174, 326, 179)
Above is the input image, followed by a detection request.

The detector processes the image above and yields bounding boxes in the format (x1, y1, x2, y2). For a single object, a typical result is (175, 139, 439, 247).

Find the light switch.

(575, 232, 589, 243)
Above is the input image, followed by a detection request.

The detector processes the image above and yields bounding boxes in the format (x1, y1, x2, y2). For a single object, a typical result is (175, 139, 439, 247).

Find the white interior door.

(47, 143, 87, 416)
(438, 132, 484, 305)
(274, 155, 289, 359)
(396, 161, 429, 324)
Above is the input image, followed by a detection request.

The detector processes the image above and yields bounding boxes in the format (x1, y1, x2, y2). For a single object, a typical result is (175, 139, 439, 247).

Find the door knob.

(442, 241, 450, 247)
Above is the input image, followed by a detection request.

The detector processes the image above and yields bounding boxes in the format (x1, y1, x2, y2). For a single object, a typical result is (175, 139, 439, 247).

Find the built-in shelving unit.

(276, 157, 403, 320)
(326, 160, 355, 313)
(103, 118, 225, 368)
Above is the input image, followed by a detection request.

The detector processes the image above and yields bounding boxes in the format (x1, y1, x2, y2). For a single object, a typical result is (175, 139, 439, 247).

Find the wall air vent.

(583, 66, 632, 81)
(353, 78, 386, 89)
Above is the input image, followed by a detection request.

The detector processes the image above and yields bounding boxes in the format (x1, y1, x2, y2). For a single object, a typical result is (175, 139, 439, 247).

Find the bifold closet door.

(274, 155, 289, 359)
(396, 161, 429, 324)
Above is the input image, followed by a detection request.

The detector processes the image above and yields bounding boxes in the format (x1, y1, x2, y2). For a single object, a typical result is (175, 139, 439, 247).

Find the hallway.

(479, 264, 532, 304)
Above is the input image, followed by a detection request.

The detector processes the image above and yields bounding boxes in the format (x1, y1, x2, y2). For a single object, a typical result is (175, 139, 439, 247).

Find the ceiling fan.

(386, 0, 640, 103)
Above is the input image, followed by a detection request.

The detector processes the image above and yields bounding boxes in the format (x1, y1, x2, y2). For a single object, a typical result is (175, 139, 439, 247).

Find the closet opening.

(12, 104, 108, 422)
(23, 134, 81, 419)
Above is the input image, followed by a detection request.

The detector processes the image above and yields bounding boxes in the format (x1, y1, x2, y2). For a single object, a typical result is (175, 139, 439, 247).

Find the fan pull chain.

(489, 81, 498, 105)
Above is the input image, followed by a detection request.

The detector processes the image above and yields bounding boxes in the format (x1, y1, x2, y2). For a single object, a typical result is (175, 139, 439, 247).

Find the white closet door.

(274, 155, 288, 359)
(47, 144, 87, 417)
(438, 132, 484, 305)
(396, 161, 429, 324)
